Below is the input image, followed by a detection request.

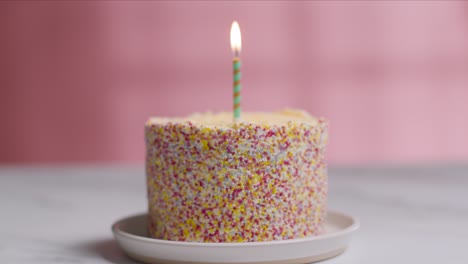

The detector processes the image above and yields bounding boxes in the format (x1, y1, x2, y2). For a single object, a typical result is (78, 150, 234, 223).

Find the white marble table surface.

(0, 165, 467, 264)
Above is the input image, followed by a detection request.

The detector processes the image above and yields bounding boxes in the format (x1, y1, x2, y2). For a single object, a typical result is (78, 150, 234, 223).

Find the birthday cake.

(145, 109, 328, 242)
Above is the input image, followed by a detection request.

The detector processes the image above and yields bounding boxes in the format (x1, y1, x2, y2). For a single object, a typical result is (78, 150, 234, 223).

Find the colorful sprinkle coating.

(145, 110, 328, 242)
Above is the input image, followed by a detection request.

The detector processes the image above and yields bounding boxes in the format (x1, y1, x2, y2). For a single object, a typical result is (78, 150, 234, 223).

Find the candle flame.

(230, 21, 242, 55)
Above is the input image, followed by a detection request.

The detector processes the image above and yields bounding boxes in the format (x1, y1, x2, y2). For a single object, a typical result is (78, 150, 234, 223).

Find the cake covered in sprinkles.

(145, 109, 329, 242)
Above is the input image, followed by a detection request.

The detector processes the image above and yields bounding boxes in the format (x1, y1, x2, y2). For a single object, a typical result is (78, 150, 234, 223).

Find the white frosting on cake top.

(147, 109, 320, 128)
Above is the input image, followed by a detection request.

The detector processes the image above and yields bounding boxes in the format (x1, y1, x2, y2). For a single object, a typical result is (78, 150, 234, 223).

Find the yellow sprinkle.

(201, 140, 209, 151)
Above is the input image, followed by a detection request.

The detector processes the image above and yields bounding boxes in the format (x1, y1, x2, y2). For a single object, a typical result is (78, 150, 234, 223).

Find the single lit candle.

(230, 21, 242, 122)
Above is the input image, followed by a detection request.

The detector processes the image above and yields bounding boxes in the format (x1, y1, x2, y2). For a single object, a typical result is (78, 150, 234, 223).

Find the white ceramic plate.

(112, 210, 359, 264)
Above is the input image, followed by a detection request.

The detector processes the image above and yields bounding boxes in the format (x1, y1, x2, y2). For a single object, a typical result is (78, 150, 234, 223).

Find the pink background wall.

(1, 1, 468, 165)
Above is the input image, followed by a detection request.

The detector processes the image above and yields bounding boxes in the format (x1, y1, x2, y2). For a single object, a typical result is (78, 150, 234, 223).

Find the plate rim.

(112, 210, 359, 248)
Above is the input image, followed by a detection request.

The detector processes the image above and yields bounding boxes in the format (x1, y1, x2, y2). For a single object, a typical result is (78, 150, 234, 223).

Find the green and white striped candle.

(231, 21, 242, 122)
